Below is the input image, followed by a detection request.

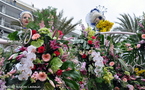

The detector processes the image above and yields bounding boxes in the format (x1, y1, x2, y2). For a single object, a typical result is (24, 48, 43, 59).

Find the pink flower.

(127, 84, 134, 90)
(31, 71, 39, 80)
(50, 40, 60, 50)
(48, 68, 54, 74)
(55, 76, 62, 84)
(109, 61, 115, 66)
(122, 78, 127, 82)
(125, 43, 131, 47)
(32, 33, 41, 40)
(91, 36, 96, 39)
(141, 79, 145, 81)
(127, 47, 133, 51)
(16, 54, 25, 60)
(136, 44, 141, 48)
(8, 70, 16, 74)
(42, 53, 51, 62)
(142, 34, 145, 39)
(49, 80, 55, 88)
(37, 72, 47, 81)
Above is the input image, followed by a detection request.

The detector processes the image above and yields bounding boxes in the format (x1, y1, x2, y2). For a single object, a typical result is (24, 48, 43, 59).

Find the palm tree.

(110, 13, 139, 43)
(53, 10, 81, 35)
(113, 13, 138, 32)
(111, 13, 145, 67)
(27, 6, 81, 36)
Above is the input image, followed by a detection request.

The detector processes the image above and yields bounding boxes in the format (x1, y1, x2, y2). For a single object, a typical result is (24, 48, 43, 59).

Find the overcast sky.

(21, 0, 145, 32)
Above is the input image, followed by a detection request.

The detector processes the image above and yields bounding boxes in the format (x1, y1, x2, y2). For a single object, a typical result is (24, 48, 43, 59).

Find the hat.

(19, 11, 34, 21)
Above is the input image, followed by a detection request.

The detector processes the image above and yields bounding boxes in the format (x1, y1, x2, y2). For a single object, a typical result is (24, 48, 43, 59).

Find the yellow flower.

(96, 20, 114, 32)
(85, 26, 96, 40)
(134, 68, 139, 72)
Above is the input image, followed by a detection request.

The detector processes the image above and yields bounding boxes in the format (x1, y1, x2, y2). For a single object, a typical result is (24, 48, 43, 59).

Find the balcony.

(0, 20, 22, 32)
(1, 0, 37, 11)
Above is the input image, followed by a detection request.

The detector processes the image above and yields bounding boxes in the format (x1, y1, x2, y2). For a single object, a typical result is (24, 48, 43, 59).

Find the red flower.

(79, 81, 83, 84)
(37, 46, 45, 53)
(88, 40, 93, 44)
(91, 36, 96, 39)
(54, 51, 60, 56)
(82, 54, 87, 58)
(57, 30, 63, 36)
(56, 69, 63, 76)
(31, 64, 36, 70)
(32, 30, 37, 35)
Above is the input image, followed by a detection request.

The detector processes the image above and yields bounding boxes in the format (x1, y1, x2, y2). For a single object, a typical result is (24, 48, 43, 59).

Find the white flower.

(18, 71, 29, 80)
(26, 53, 36, 61)
(27, 45, 36, 53)
(91, 51, 100, 57)
(93, 56, 103, 62)
(91, 51, 104, 77)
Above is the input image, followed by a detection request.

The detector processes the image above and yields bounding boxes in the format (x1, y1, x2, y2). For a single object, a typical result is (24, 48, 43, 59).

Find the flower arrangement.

(1, 20, 82, 90)
(96, 20, 114, 32)
(72, 22, 145, 90)
(1, 8, 145, 90)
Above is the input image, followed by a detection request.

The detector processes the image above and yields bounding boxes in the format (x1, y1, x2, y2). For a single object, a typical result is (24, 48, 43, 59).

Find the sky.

(21, 0, 145, 33)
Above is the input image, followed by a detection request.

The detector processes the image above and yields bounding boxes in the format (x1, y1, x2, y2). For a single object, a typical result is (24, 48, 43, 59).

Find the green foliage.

(63, 78, 79, 90)
(7, 31, 19, 40)
(44, 82, 54, 90)
(61, 61, 75, 70)
(31, 39, 44, 48)
(50, 57, 63, 72)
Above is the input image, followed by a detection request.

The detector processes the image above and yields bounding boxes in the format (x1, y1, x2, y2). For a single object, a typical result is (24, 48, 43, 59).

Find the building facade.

(0, 0, 37, 39)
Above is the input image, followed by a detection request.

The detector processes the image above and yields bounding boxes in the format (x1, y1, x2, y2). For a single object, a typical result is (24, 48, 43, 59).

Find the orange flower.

(37, 72, 47, 81)
(42, 53, 51, 62)
(142, 34, 145, 39)
(32, 33, 41, 40)
(109, 61, 115, 66)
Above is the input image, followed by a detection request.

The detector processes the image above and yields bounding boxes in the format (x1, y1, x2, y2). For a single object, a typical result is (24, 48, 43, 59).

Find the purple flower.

(50, 40, 60, 50)
(93, 40, 100, 48)
(80, 69, 87, 75)
(80, 24, 85, 30)
(16, 54, 25, 61)
(139, 40, 145, 44)
(19, 46, 27, 51)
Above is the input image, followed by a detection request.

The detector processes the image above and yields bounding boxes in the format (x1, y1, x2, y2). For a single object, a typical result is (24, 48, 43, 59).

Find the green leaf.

(31, 39, 44, 48)
(63, 78, 79, 90)
(62, 70, 81, 80)
(61, 61, 75, 70)
(118, 59, 129, 71)
(44, 82, 54, 90)
(7, 31, 19, 40)
(58, 40, 69, 44)
(50, 57, 63, 72)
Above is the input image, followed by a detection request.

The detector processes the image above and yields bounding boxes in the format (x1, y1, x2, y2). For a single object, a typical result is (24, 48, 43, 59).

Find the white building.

(0, 0, 37, 39)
